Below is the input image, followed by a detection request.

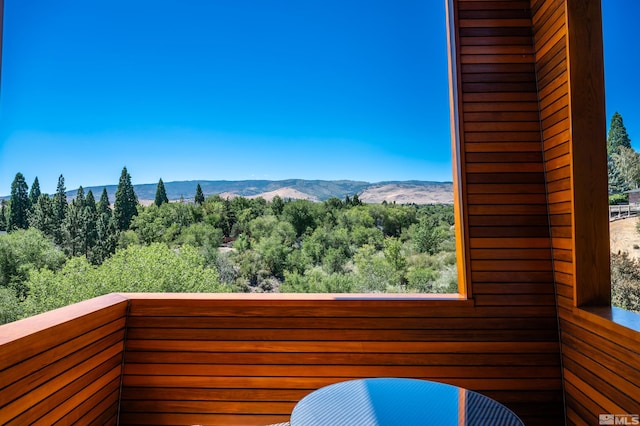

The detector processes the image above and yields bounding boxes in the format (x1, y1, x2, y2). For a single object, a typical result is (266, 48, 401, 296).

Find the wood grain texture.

(531, 0, 640, 424)
(118, 294, 562, 426)
(0, 2, 636, 426)
(0, 295, 127, 425)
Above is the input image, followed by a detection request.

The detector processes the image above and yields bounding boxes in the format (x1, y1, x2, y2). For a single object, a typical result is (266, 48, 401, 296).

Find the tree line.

(607, 112, 639, 202)
(0, 167, 457, 324)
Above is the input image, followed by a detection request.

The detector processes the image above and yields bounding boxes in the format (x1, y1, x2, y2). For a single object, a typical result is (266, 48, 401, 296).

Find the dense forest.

(0, 168, 457, 324)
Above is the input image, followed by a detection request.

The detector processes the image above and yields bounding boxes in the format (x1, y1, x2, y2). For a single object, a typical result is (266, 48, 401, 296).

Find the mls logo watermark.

(600, 414, 640, 425)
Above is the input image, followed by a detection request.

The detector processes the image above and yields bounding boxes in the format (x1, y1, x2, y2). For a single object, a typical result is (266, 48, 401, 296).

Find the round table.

(290, 378, 524, 426)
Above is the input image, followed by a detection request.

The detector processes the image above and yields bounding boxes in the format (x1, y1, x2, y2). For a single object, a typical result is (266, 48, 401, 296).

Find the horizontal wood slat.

(118, 294, 562, 425)
(532, 0, 640, 424)
(1, 3, 635, 426)
(452, 2, 562, 424)
(0, 294, 127, 425)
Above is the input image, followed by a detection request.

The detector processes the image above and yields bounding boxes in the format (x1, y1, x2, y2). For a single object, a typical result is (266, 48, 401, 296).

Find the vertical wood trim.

(565, 0, 610, 306)
(447, 0, 471, 298)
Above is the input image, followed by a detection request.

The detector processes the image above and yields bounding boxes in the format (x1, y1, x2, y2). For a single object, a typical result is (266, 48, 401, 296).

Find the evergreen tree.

(93, 214, 117, 264)
(75, 186, 86, 209)
(30, 194, 55, 238)
(62, 201, 82, 256)
(86, 190, 97, 215)
(28, 177, 41, 210)
(607, 112, 632, 155)
(194, 183, 205, 205)
(113, 167, 138, 231)
(61, 191, 96, 258)
(98, 188, 111, 217)
(52, 175, 68, 244)
(93, 187, 117, 262)
(85, 189, 98, 249)
(607, 112, 634, 194)
(0, 200, 7, 232)
(8, 172, 29, 231)
(154, 178, 169, 207)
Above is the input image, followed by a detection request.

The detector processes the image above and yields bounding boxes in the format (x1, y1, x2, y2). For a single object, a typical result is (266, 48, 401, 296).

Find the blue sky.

(0, 1, 638, 195)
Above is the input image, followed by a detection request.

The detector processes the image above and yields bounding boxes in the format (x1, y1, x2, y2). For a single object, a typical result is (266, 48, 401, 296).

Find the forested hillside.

(0, 168, 457, 324)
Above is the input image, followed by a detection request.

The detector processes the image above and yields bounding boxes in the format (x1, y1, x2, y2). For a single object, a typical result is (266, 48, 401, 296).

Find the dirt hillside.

(609, 217, 640, 259)
(359, 183, 454, 204)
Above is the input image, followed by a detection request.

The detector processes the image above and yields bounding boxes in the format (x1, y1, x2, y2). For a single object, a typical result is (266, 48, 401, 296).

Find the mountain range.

(7, 180, 454, 205)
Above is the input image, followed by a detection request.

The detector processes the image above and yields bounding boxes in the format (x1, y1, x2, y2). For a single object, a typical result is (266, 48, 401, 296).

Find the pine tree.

(194, 183, 205, 205)
(0, 200, 7, 232)
(93, 213, 117, 264)
(29, 177, 41, 210)
(75, 186, 86, 209)
(52, 174, 68, 244)
(113, 167, 138, 231)
(30, 194, 55, 237)
(154, 178, 169, 207)
(86, 189, 97, 215)
(62, 200, 82, 256)
(93, 186, 117, 262)
(607, 112, 634, 194)
(8, 172, 29, 231)
(78, 188, 97, 258)
(98, 188, 111, 217)
(607, 112, 632, 155)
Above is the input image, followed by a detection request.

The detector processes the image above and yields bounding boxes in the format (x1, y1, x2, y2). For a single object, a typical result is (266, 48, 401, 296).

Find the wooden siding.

(0, 294, 128, 425)
(113, 2, 566, 425)
(118, 294, 562, 426)
(531, 0, 640, 424)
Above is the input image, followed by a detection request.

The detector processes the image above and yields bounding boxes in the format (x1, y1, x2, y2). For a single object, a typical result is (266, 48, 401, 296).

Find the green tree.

(282, 199, 317, 237)
(607, 112, 633, 194)
(82, 191, 98, 258)
(62, 199, 83, 256)
(0, 287, 23, 324)
(194, 183, 205, 205)
(30, 194, 55, 238)
(412, 216, 449, 255)
(221, 198, 236, 236)
(92, 213, 117, 264)
(8, 172, 30, 231)
(98, 188, 112, 217)
(0, 200, 7, 232)
(270, 195, 285, 216)
(154, 178, 169, 206)
(75, 186, 86, 209)
(610, 252, 640, 313)
(86, 189, 97, 215)
(52, 174, 68, 244)
(28, 177, 41, 210)
(612, 146, 640, 191)
(383, 237, 407, 279)
(113, 167, 138, 231)
(607, 112, 632, 155)
(23, 243, 224, 317)
(0, 228, 65, 300)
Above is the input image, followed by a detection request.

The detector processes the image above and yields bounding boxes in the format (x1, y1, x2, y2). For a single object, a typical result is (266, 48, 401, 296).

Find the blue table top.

(290, 378, 524, 426)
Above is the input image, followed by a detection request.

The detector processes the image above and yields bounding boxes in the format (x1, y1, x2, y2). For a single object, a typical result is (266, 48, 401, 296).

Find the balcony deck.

(1, 293, 638, 425)
(1, 1, 639, 425)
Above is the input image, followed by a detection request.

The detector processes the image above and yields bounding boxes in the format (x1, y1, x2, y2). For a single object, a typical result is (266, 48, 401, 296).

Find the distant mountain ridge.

(61, 179, 453, 205)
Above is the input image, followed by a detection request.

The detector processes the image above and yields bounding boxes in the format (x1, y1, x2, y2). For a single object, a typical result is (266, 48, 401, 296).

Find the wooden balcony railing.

(1, 292, 639, 425)
(0, 294, 128, 425)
